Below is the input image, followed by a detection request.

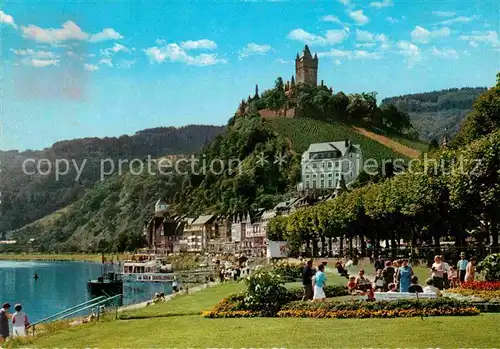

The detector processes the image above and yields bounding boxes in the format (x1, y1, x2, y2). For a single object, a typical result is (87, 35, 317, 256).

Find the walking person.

(312, 264, 327, 302)
(465, 257, 477, 283)
(12, 304, 30, 338)
(0, 303, 11, 346)
(457, 252, 468, 284)
(301, 260, 315, 301)
(397, 259, 413, 292)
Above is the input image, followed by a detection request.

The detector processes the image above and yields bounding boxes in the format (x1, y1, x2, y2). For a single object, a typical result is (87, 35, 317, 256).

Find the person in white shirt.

(423, 278, 441, 296)
(11, 304, 29, 337)
(431, 255, 445, 290)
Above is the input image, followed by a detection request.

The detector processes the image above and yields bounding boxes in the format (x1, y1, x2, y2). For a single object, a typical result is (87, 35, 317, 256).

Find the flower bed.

(446, 289, 500, 302)
(287, 285, 349, 300)
(460, 281, 500, 291)
(204, 296, 481, 319)
(276, 298, 480, 318)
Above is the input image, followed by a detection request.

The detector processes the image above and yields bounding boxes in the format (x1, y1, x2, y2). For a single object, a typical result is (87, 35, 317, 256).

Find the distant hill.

(7, 116, 425, 252)
(0, 125, 225, 235)
(382, 87, 487, 142)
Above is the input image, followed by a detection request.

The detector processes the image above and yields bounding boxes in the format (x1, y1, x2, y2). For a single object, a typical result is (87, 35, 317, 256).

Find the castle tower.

(295, 45, 318, 86)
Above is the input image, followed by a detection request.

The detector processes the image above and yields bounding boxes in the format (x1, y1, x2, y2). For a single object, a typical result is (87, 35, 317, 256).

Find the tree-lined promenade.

(268, 75, 500, 257)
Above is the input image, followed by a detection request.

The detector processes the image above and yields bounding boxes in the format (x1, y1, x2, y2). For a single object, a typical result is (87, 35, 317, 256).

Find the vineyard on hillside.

(264, 118, 412, 162)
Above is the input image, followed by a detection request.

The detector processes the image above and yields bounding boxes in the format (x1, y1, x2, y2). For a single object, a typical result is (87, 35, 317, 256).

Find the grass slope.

(23, 279, 500, 349)
(264, 118, 414, 162)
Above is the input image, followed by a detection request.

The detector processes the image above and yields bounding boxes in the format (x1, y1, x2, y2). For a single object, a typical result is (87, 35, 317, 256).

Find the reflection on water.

(0, 261, 171, 323)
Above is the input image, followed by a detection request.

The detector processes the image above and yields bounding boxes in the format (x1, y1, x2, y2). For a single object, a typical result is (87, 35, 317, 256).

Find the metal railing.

(29, 294, 122, 336)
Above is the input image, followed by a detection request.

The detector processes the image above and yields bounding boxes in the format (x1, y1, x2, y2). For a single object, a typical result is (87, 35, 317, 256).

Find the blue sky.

(1, 0, 499, 151)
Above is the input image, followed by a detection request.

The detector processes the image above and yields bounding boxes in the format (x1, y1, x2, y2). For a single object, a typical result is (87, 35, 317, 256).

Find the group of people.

(372, 252, 477, 293)
(300, 251, 478, 302)
(301, 260, 327, 301)
(0, 303, 30, 344)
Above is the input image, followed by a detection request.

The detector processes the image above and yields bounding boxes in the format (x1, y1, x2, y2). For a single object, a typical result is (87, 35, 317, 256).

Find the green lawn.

(25, 313, 500, 348)
(120, 282, 246, 319)
(16, 275, 500, 349)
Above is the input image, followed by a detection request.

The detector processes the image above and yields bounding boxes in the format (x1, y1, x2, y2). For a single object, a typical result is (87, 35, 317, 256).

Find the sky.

(0, 0, 499, 151)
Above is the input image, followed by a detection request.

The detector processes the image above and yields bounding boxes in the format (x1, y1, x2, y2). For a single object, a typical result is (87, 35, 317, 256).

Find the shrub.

(287, 285, 349, 301)
(271, 259, 303, 281)
(477, 253, 500, 281)
(243, 269, 289, 315)
(281, 298, 470, 312)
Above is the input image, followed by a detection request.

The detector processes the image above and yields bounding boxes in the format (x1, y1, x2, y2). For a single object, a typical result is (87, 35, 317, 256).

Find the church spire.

(254, 84, 259, 99)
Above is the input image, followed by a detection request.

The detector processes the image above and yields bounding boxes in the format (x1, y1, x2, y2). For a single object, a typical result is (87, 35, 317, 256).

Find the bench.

(355, 292, 438, 301)
(374, 292, 438, 300)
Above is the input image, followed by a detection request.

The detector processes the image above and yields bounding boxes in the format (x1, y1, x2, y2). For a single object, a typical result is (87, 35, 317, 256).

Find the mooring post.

(97, 306, 100, 321)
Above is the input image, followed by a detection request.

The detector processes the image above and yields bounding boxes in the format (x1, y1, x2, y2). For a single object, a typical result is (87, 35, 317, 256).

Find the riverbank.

(0, 253, 128, 263)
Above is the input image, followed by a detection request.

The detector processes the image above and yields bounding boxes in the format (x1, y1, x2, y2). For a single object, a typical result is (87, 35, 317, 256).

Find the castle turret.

(295, 45, 318, 86)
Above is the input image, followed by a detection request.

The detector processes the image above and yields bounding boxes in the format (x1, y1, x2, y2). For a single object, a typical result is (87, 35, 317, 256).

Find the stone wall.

(258, 108, 296, 119)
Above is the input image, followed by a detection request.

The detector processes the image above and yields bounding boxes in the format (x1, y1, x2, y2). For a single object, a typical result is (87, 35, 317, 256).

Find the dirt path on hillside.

(352, 126, 421, 159)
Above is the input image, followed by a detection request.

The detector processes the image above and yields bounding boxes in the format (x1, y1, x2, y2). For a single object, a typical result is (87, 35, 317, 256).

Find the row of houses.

(144, 188, 344, 256)
(144, 140, 360, 256)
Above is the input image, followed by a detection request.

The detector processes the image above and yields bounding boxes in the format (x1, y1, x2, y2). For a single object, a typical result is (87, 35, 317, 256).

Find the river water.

(0, 261, 172, 323)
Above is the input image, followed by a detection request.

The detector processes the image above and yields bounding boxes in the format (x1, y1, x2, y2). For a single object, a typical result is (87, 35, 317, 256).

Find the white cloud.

(370, 0, 393, 9)
(334, 60, 341, 65)
(356, 29, 374, 42)
(432, 11, 456, 17)
(89, 28, 123, 43)
(22, 58, 59, 67)
(99, 58, 113, 67)
(21, 21, 122, 44)
(180, 39, 217, 50)
(287, 28, 349, 46)
(22, 21, 88, 44)
(84, 63, 99, 71)
(10, 48, 57, 59)
(355, 43, 376, 48)
(397, 40, 422, 67)
(325, 29, 350, 44)
(0, 10, 17, 29)
(440, 16, 477, 26)
(337, 0, 351, 6)
(144, 42, 227, 66)
(118, 60, 136, 68)
(239, 43, 271, 58)
(317, 49, 351, 58)
(349, 10, 369, 25)
(469, 41, 479, 48)
(431, 47, 459, 59)
(321, 15, 343, 25)
(459, 31, 500, 47)
(386, 16, 398, 23)
(274, 58, 290, 64)
(411, 26, 450, 44)
(101, 43, 130, 57)
(317, 48, 380, 60)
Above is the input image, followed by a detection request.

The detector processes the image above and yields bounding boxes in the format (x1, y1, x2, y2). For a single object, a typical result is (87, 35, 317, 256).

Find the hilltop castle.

(237, 45, 330, 118)
(295, 45, 318, 86)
